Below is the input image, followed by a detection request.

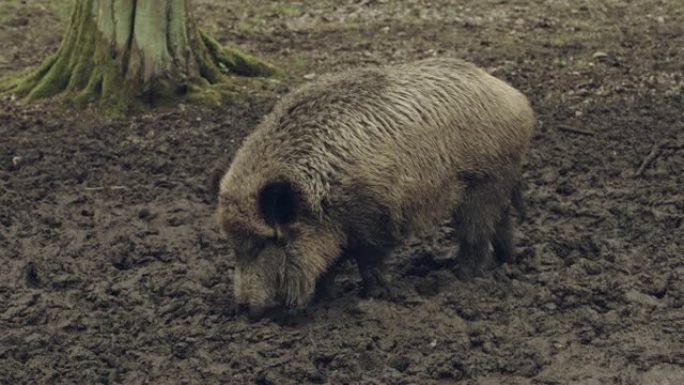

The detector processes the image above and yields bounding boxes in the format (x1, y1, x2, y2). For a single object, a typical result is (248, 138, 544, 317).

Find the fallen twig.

(0, 184, 16, 194)
(635, 141, 666, 177)
(84, 185, 129, 191)
(557, 124, 596, 136)
(661, 142, 684, 151)
(652, 199, 683, 207)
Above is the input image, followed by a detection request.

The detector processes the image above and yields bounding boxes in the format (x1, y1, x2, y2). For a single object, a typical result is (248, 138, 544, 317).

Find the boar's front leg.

(314, 260, 344, 302)
(353, 248, 391, 299)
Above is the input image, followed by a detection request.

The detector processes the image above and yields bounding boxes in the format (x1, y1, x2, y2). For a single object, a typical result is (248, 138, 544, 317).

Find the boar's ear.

(258, 181, 300, 227)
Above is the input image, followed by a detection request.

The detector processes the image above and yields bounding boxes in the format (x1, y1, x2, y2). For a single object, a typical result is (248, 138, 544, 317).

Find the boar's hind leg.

(353, 248, 391, 299)
(492, 206, 515, 264)
(452, 177, 509, 278)
(511, 180, 526, 223)
(492, 177, 526, 263)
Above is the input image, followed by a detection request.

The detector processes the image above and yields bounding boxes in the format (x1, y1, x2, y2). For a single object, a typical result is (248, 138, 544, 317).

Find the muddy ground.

(1, 0, 683, 384)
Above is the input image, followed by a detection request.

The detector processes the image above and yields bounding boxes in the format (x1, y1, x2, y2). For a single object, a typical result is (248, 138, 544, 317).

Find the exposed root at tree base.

(2, 22, 280, 116)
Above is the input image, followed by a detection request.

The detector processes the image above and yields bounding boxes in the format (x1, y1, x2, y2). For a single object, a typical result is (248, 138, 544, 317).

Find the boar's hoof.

(452, 256, 497, 281)
(360, 271, 393, 300)
(314, 280, 338, 303)
(313, 265, 342, 302)
(453, 263, 481, 281)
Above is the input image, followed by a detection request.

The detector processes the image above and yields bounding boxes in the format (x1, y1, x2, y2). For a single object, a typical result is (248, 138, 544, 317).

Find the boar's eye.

(258, 181, 299, 227)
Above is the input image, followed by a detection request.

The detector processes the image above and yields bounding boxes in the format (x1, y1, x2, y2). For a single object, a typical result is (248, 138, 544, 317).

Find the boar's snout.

(236, 301, 289, 322)
(247, 304, 265, 321)
(238, 302, 266, 321)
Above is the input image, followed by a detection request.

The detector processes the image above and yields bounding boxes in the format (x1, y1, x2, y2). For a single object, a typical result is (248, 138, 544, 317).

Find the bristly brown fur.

(217, 58, 535, 313)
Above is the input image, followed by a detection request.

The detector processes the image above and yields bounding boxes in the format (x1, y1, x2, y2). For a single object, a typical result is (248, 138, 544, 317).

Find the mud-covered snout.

(232, 257, 319, 320)
(232, 263, 276, 319)
(235, 301, 277, 321)
(220, 173, 339, 319)
(232, 288, 316, 321)
(236, 300, 304, 322)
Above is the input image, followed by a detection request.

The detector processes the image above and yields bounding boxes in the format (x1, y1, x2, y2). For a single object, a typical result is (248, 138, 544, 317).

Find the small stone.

(138, 208, 154, 220)
(542, 169, 559, 184)
(346, 302, 366, 316)
(303, 73, 316, 80)
(378, 338, 397, 351)
(592, 51, 609, 61)
(358, 351, 377, 370)
(158, 143, 170, 153)
(172, 342, 191, 359)
(306, 370, 326, 384)
(389, 355, 410, 372)
(256, 370, 279, 385)
(648, 275, 670, 298)
(481, 341, 494, 354)
(555, 182, 576, 196)
(167, 216, 184, 227)
(81, 208, 94, 217)
(625, 289, 663, 308)
(11, 156, 22, 169)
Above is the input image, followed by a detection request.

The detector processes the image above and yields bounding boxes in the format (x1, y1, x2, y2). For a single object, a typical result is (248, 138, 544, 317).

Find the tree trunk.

(9, 0, 278, 111)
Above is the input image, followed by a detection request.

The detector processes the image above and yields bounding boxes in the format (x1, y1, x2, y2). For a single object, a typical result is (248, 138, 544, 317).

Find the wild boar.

(216, 58, 535, 318)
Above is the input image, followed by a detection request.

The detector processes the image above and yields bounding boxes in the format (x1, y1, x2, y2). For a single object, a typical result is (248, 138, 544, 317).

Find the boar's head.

(218, 177, 342, 318)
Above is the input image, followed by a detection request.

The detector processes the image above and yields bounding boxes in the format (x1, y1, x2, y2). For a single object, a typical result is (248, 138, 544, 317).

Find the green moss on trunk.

(3, 0, 280, 114)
